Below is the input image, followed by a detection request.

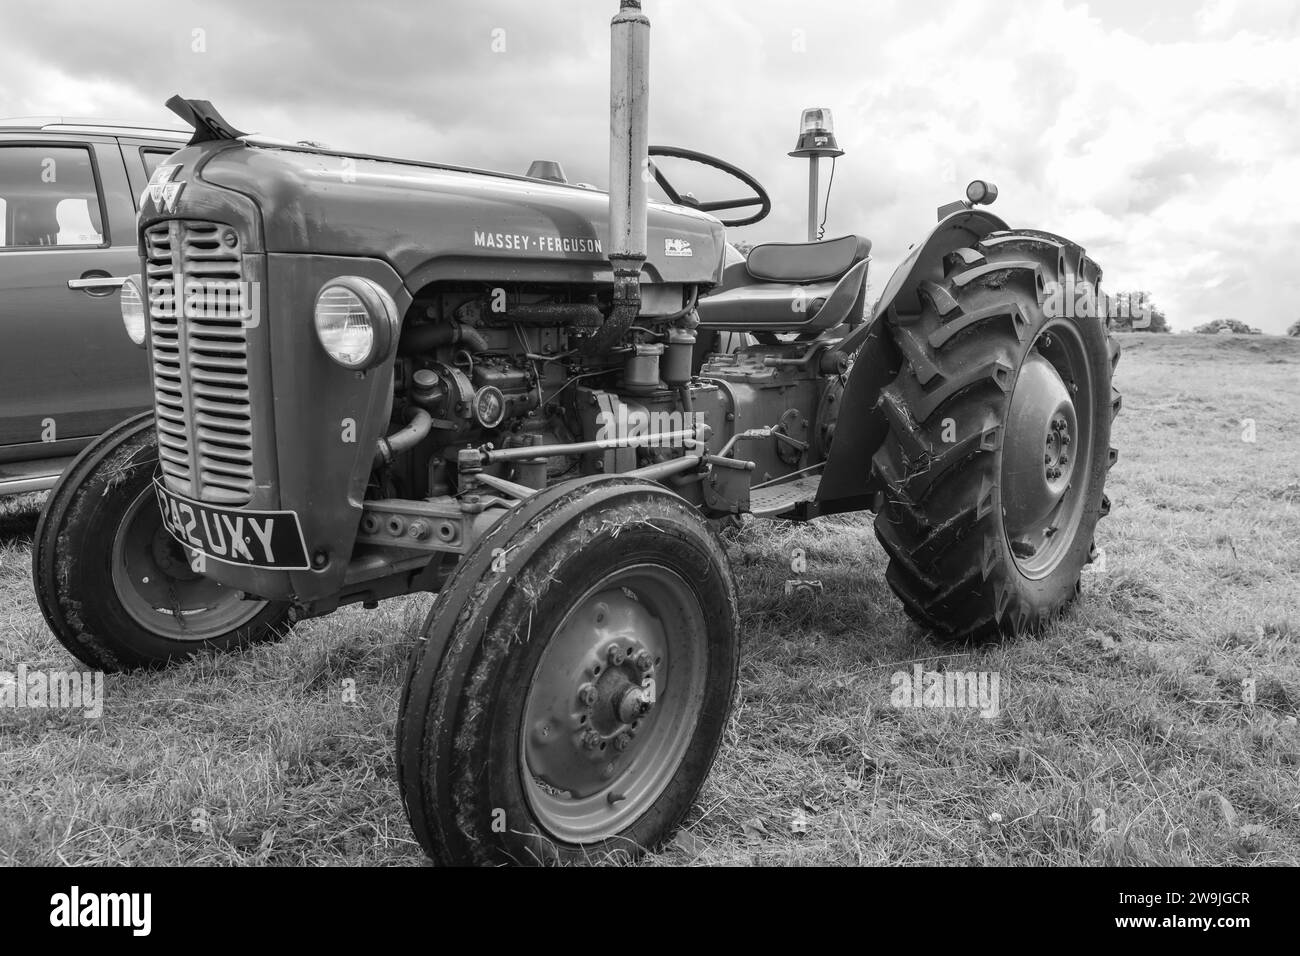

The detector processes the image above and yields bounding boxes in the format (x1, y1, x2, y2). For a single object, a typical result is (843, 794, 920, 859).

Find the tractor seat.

(746, 234, 871, 283)
(696, 234, 872, 333)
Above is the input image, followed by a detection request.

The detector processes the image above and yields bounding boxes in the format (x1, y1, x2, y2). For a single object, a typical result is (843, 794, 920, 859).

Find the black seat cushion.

(696, 257, 870, 333)
(746, 234, 871, 283)
(694, 280, 838, 331)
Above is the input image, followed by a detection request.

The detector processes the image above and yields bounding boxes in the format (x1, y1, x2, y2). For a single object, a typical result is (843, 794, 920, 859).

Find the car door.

(119, 139, 180, 200)
(0, 135, 147, 453)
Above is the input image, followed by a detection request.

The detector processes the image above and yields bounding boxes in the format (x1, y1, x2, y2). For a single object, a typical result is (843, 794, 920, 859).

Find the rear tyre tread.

(871, 230, 1120, 642)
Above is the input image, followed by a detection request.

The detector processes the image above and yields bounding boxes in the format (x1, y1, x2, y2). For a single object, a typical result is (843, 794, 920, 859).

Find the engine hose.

(581, 264, 642, 356)
(581, 280, 698, 356)
(398, 321, 489, 356)
(374, 408, 433, 467)
(662, 285, 700, 326)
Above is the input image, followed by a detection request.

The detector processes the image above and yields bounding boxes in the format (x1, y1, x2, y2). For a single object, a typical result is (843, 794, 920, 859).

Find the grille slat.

(191, 382, 248, 400)
(146, 220, 255, 505)
(199, 458, 255, 478)
(201, 475, 255, 495)
(183, 354, 246, 370)
(194, 410, 250, 430)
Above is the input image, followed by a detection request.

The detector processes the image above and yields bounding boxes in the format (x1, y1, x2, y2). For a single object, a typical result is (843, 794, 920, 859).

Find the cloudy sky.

(3, 0, 1297, 331)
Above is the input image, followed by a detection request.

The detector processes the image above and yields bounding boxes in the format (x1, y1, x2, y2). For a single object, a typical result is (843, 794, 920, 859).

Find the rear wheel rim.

(110, 486, 267, 641)
(1000, 321, 1094, 580)
(519, 563, 708, 844)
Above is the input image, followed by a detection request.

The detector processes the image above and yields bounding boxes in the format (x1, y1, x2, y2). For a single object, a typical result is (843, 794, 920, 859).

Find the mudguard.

(816, 208, 1009, 511)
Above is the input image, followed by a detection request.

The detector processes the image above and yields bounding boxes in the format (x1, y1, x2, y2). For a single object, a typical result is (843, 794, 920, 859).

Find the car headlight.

(313, 276, 400, 370)
(120, 275, 146, 347)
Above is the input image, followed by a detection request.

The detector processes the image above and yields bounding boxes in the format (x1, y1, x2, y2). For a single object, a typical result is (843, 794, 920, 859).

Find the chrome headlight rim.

(313, 275, 400, 371)
(120, 274, 146, 348)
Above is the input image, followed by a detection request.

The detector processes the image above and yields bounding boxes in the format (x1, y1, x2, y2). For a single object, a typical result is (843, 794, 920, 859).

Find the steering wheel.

(647, 145, 771, 228)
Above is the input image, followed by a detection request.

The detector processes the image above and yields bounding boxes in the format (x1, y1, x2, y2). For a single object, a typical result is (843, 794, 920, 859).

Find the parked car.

(0, 118, 184, 494)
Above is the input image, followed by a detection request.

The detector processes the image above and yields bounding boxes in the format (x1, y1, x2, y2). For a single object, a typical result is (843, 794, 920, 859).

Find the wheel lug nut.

(1060, 455, 1069, 466)
(634, 650, 653, 673)
(607, 645, 626, 666)
(578, 683, 598, 706)
(581, 730, 601, 751)
(1044, 454, 1052, 465)
(614, 733, 633, 752)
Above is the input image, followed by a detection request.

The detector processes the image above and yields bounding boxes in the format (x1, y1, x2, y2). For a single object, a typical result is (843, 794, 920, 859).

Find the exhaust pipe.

(609, 0, 650, 267)
(590, 0, 651, 353)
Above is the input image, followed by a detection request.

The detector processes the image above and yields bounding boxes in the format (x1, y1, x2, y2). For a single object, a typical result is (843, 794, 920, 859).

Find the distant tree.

(1107, 290, 1168, 332)
(730, 240, 754, 256)
(1194, 318, 1261, 335)
(1288, 318, 1300, 337)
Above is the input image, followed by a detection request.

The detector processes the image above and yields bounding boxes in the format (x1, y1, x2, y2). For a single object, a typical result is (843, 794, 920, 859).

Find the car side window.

(0, 145, 107, 249)
(140, 148, 177, 180)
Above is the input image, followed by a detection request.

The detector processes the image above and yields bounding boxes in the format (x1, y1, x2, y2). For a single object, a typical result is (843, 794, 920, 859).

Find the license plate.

(153, 479, 311, 570)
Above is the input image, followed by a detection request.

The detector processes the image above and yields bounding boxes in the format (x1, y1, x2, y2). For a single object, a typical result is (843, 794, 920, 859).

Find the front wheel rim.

(110, 486, 268, 641)
(519, 563, 708, 844)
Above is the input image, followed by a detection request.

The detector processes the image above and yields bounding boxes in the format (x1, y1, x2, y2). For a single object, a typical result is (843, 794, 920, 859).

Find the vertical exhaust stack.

(596, 0, 650, 351)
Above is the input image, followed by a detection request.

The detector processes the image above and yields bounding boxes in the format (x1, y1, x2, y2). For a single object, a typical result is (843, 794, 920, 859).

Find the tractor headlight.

(966, 180, 999, 206)
(313, 276, 400, 370)
(120, 275, 146, 347)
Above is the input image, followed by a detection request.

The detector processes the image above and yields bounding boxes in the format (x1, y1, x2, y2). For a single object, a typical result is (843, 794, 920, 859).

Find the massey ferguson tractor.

(34, 1, 1119, 864)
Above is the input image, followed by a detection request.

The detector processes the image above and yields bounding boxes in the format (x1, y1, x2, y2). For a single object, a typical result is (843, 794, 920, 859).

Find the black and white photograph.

(0, 0, 1294, 920)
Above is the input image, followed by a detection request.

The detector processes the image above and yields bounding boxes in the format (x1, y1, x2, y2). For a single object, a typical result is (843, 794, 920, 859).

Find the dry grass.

(1, 332, 1297, 866)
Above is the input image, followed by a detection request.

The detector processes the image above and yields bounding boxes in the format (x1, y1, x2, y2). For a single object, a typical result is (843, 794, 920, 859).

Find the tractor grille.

(145, 220, 255, 505)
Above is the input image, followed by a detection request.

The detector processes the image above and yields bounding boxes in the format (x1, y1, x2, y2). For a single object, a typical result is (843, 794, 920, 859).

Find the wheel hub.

(574, 645, 657, 745)
(616, 679, 656, 725)
(149, 524, 202, 581)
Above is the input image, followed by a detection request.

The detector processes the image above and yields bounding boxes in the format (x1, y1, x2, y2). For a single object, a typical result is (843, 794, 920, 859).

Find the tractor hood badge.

(664, 237, 693, 257)
(144, 164, 185, 213)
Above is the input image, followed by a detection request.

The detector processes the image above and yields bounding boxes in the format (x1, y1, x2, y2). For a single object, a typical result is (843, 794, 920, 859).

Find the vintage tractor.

(33, 2, 1119, 864)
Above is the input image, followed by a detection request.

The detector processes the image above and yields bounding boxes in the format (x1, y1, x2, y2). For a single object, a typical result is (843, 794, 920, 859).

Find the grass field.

(2, 332, 1298, 866)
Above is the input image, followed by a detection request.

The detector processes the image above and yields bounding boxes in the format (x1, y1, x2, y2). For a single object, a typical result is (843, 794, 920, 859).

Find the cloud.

(1, 0, 1295, 331)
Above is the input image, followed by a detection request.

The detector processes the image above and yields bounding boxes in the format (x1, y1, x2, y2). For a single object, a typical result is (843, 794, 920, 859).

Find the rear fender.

(816, 209, 1008, 511)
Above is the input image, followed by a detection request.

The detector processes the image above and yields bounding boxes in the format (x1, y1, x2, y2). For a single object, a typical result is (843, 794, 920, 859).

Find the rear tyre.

(871, 232, 1121, 640)
(397, 477, 739, 865)
(32, 413, 293, 671)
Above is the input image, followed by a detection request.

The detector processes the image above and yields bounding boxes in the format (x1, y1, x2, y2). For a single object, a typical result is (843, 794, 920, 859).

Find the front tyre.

(396, 477, 740, 865)
(32, 413, 293, 671)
